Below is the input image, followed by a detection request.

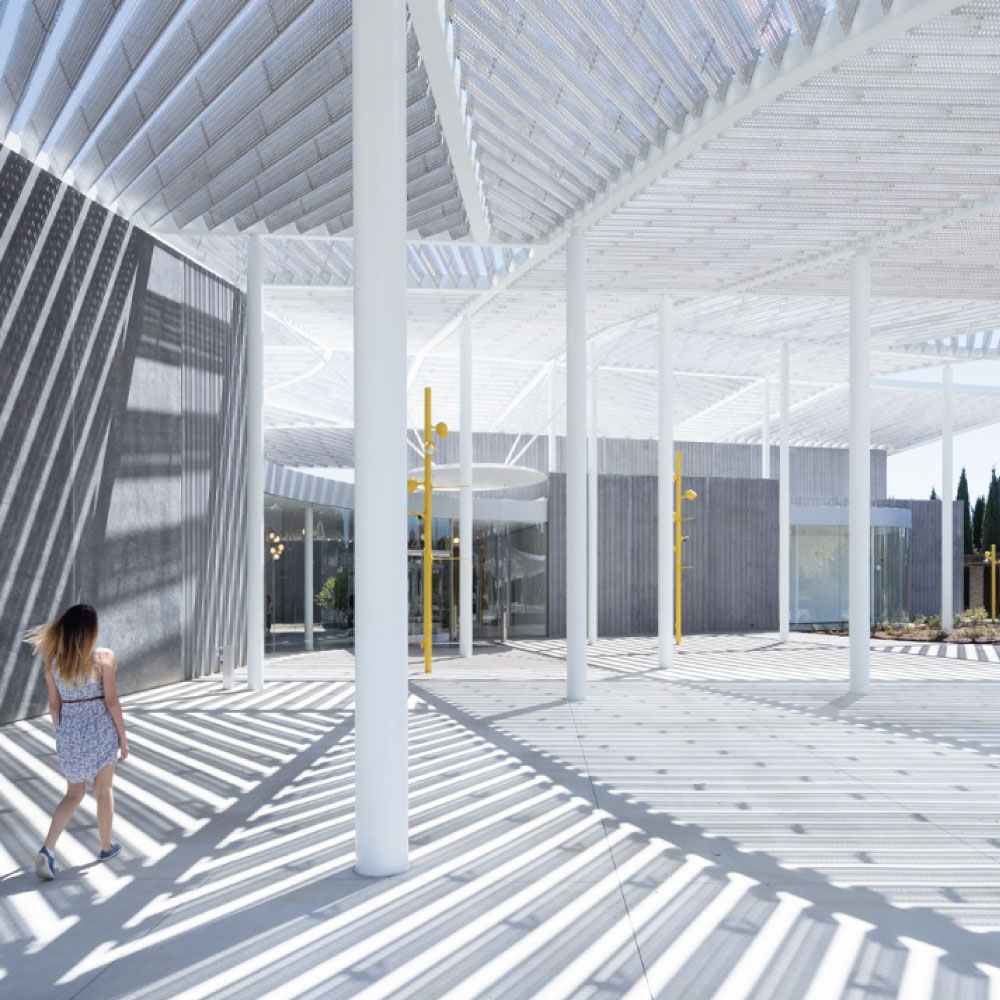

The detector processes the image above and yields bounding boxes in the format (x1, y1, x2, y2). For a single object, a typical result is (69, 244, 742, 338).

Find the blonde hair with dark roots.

(24, 604, 99, 689)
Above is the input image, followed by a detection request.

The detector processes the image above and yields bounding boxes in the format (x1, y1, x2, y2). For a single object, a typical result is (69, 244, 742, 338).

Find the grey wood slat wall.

(874, 499, 964, 619)
(548, 473, 779, 637)
(554, 437, 887, 499)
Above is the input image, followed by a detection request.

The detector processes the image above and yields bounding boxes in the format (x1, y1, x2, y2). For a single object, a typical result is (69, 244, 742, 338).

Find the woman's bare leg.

(43, 782, 86, 851)
(93, 764, 116, 851)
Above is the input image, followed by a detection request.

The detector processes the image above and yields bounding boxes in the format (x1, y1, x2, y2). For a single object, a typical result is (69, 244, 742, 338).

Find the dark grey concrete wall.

(548, 473, 778, 637)
(0, 147, 246, 724)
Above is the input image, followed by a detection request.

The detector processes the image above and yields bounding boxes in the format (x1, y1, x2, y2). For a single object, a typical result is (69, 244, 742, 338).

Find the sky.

(886, 360, 1000, 502)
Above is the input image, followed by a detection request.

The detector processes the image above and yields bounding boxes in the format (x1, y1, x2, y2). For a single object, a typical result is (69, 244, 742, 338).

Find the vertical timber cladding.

(547, 472, 779, 637)
(879, 499, 964, 619)
(0, 145, 246, 724)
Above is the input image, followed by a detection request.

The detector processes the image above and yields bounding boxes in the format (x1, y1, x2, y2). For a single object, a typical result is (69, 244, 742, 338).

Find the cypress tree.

(983, 469, 1000, 553)
(930, 487, 938, 500)
(957, 468, 973, 554)
(974, 495, 986, 552)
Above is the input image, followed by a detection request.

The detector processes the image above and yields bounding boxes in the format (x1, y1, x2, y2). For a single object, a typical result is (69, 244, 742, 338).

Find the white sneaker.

(35, 848, 56, 880)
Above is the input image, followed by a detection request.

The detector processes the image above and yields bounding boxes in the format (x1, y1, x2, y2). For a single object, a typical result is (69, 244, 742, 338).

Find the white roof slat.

(105, 1, 308, 205)
(0, 0, 64, 136)
(17, 1, 124, 158)
(49, 0, 187, 180)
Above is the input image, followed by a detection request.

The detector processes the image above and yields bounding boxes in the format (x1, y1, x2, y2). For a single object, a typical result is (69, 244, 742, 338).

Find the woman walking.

(24, 604, 129, 879)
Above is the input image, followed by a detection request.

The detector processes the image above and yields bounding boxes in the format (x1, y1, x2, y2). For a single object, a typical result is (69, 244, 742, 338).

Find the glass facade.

(265, 498, 546, 650)
(790, 514, 910, 626)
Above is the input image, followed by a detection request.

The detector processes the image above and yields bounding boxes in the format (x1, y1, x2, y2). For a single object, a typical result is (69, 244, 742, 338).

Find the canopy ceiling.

(2, 0, 999, 453)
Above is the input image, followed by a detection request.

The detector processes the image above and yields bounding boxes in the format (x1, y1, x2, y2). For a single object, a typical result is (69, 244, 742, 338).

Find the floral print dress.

(53, 652, 119, 783)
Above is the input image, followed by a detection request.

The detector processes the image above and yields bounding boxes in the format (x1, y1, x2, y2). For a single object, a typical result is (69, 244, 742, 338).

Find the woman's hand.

(118, 738, 129, 762)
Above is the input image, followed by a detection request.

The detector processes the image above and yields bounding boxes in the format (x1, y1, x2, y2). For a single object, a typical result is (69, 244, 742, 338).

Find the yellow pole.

(675, 450, 682, 645)
(992, 544, 997, 623)
(423, 387, 433, 674)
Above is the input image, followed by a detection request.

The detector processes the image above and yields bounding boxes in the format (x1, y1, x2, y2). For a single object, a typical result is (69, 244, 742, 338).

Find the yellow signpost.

(674, 451, 697, 645)
(407, 387, 448, 674)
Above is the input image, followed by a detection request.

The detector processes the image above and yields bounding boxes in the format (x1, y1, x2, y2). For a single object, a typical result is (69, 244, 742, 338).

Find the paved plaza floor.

(2, 634, 1000, 999)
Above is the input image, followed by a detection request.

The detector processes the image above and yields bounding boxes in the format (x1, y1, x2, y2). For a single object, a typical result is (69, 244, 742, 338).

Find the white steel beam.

(408, 0, 491, 244)
(459, 314, 473, 659)
(674, 378, 764, 436)
(726, 384, 844, 442)
(871, 377, 1000, 396)
(488, 363, 552, 430)
(941, 366, 954, 629)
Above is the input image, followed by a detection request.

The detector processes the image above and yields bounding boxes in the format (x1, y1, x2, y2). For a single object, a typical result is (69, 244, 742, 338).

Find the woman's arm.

(43, 664, 61, 729)
(100, 650, 129, 761)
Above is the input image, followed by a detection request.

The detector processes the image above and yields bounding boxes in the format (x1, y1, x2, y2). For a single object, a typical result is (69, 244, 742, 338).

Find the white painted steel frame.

(460, 315, 474, 659)
(849, 253, 871, 695)
(779, 343, 790, 645)
(303, 505, 314, 653)
(588, 347, 598, 645)
(566, 230, 587, 701)
(352, 0, 409, 878)
(941, 366, 954, 630)
(658, 296, 674, 670)
(246, 235, 264, 691)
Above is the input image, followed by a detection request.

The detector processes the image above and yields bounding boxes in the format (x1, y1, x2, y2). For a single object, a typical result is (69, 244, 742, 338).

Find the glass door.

(407, 513, 454, 642)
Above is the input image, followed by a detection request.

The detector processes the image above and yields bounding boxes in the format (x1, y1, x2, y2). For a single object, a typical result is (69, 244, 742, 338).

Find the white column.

(459, 315, 474, 659)
(246, 235, 264, 691)
(849, 253, 871, 695)
(566, 229, 587, 701)
(779, 345, 790, 644)
(941, 365, 954, 629)
(657, 295, 674, 669)
(303, 505, 314, 652)
(353, 0, 408, 877)
(587, 345, 598, 645)
(547, 365, 557, 473)
(761, 377, 771, 479)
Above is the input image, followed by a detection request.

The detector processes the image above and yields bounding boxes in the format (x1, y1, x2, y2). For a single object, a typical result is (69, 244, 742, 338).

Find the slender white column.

(547, 365, 557, 473)
(459, 315, 473, 659)
(761, 377, 771, 479)
(566, 230, 588, 701)
(779, 344, 790, 644)
(587, 345, 598, 645)
(849, 253, 871, 695)
(941, 365, 954, 629)
(303, 505, 314, 652)
(246, 235, 264, 691)
(353, 0, 408, 877)
(657, 295, 674, 669)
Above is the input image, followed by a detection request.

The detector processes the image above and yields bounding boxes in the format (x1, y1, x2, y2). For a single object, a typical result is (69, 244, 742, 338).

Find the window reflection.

(791, 523, 909, 626)
(267, 497, 547, 650)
